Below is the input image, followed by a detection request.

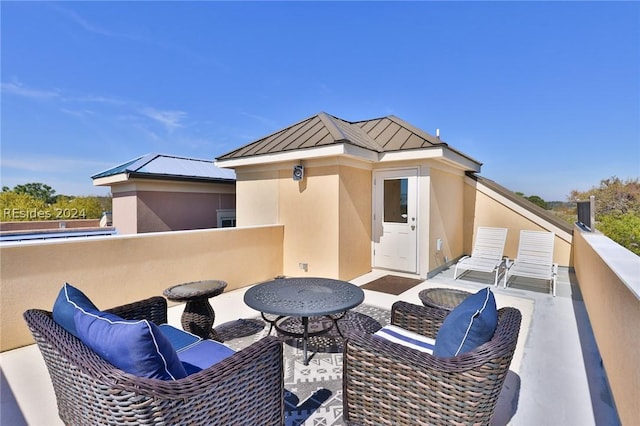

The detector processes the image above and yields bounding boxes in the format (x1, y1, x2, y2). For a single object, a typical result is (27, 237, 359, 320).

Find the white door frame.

(372, 168, 419, 273)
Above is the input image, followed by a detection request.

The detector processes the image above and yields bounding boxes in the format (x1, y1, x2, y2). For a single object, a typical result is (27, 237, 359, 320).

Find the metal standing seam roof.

(91, 153, 236, 181)
(216, 112, 479, 165)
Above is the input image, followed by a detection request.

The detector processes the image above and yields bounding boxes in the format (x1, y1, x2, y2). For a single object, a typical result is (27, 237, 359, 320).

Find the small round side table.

(163, 280, 227, 341)
(418, 288, 472, 311)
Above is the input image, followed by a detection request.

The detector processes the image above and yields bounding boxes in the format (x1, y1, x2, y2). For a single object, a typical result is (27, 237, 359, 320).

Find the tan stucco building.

(215, 112, 572, 281)
(93, 154, 236, 234)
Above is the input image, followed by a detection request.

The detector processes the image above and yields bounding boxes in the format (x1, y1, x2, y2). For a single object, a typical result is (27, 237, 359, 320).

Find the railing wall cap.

(577, 225, 640, 299)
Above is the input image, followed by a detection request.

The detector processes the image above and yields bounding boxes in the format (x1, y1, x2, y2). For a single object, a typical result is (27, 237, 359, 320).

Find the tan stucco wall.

(236, 169, 280, 226)
(234, 161, 372, 281)
(0, 225, 283, 351)
(113, 192, 138, 234)
(338, 166, 372, 280)
(428, 167, 465, 271)
(279, 164, 340, 277)
(573, 226, 640, 425)
(464, 178, 572, 266)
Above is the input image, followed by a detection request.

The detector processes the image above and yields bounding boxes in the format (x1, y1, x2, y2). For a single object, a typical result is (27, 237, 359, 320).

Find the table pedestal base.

(182, 299, 220, 341)
(262, 313, 347, 365)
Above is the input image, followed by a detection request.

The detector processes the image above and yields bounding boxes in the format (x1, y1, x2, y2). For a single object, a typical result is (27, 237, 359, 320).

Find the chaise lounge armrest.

(24, 300, 285, 426)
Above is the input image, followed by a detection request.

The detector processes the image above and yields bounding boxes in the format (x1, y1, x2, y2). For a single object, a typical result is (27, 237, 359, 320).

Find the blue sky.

(2, 1, 638, 201)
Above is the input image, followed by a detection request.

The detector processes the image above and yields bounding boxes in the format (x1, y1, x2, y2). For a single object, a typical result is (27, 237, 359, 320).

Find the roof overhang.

(93, 171, 234, 187)
(380, 147, 481, 172)
(215, 143, 379, 168)
(92, 173, 129, 187)
(215, 143, 481, 173)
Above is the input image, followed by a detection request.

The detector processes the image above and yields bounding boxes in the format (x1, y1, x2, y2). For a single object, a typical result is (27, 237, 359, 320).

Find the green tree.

(597, 213, 640, 256)
(526, 195, 548, 209)
(1, 183, 112, 221)
(569, 176, 640, 217)
(0, 191, 49, 221)
(516, 192, 549, 209)
(12, 182, 57, 204)
(51, 196, 106, 220)
(569, 176, 640, 254)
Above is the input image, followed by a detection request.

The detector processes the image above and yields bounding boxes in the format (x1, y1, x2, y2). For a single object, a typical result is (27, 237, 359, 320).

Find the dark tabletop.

(418, 287, 471, 310)
(244, 277, 365, 317)
(163, 280, 227, 301)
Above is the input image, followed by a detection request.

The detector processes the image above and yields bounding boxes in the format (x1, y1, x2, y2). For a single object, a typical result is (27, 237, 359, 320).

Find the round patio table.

(418, 287, 471, 311)
(244, 277, 364, 365)
(163, 280, 227, 341)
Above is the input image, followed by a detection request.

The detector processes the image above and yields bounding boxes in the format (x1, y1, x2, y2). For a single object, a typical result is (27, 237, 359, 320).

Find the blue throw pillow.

(74, 308, 188, 380)
(433, 287, 498, 357)
(52, 283, 98, 338)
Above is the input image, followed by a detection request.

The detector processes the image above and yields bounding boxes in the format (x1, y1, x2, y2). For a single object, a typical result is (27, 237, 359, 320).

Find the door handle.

(411, 225, 415, 230)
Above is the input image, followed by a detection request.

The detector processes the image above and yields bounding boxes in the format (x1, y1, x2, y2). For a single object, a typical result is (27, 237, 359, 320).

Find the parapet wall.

(573, 224, 640, 425)
(0, 225, 284, 351)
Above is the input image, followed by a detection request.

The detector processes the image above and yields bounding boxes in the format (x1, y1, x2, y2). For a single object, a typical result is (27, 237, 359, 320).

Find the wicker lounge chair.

(343, 301, 522, 425)
(24, 296, 284, 426)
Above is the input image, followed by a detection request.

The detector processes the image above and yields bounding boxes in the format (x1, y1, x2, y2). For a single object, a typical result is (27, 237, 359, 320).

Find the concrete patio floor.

(0, 267, 620, 425)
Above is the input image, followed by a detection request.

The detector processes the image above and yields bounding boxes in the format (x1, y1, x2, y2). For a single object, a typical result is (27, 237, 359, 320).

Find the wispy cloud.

(60, 108, 95, 118)
(140, 108, 187, 132)
(72, 94, 127, 106)
(52, 4, 142, 41)
(0, 82, 60, 100)
(2, 80, 188, 135)
(51, 4, 212, 64)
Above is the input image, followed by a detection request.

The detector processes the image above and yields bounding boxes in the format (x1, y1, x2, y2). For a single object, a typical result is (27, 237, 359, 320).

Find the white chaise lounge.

(454, 226, 508, 286)
(504, 229, 558, 296)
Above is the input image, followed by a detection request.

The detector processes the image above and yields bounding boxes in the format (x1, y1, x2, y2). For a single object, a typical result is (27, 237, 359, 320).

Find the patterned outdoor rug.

(360, 274, 424, 295)
(222, 304, 391, 426)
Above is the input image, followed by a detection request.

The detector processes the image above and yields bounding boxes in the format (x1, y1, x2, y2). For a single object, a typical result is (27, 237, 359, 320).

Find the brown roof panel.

(300, 124, 333, 148)
(383, 127, 413, 151)
(403, 133, 430, 150)
(216, 112, 479, 167)
(375, 121, 404, 148)
(357, 118, 379, 133)
(273, 117, 326, 152)
(362, 117, 391, 140)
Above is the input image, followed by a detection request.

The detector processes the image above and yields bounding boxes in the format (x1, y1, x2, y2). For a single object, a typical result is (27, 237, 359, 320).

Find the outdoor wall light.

(293, 164, 304, 181)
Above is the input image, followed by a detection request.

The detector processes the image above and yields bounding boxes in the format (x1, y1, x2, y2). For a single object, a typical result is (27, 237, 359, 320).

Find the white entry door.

(373, 169, 418, 273)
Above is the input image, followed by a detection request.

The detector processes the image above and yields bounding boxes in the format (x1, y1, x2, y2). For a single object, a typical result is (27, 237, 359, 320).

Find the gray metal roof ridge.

(317, 112, 348, 142)
(324, 113, 386, 152)
(93, 153, 235, 181)
(128, 153, 160, 172)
